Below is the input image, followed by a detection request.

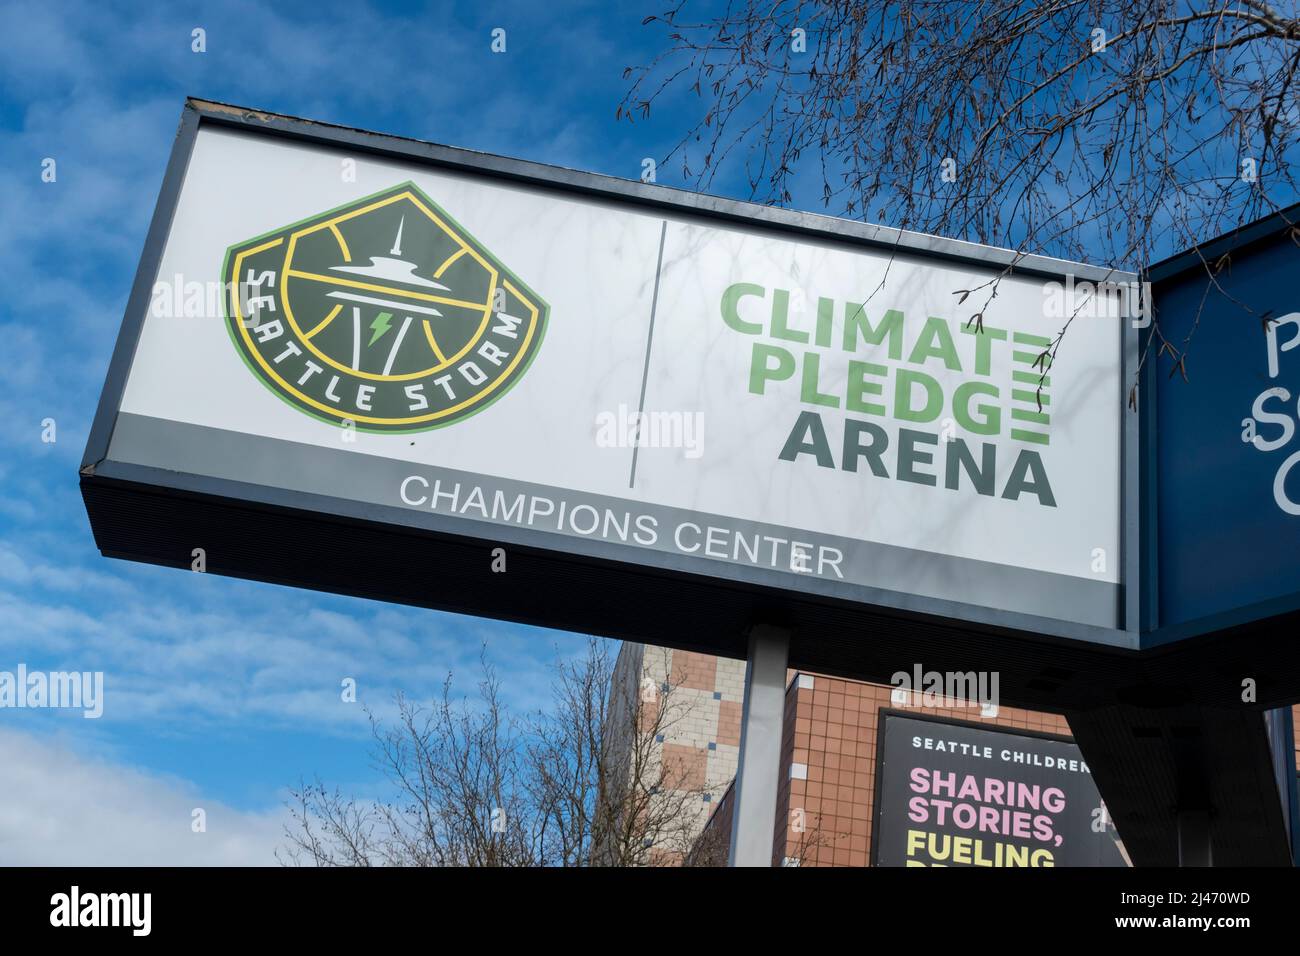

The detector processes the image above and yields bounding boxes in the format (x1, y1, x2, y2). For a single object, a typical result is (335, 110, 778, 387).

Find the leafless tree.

(280, 654, 539, 866)
(683, 780, 848, 866)
(574, 644, 728, 866)
(280, 641, 723, 866)
(622, 1, 1300, 385)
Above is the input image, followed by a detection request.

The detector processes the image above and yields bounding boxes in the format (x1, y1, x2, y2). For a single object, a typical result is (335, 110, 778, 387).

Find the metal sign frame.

(1142, 201, 1300, 648)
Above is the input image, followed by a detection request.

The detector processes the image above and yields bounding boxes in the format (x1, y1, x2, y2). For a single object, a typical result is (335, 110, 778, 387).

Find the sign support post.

(1176, 809, 1213, 867)
(1263, 706, 1298, 863)
(1069, 704, 1293, 865)
(728, 624, 789, 867)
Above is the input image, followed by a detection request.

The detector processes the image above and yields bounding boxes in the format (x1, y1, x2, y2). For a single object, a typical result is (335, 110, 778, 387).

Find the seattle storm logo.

(222, 182, 548, 432)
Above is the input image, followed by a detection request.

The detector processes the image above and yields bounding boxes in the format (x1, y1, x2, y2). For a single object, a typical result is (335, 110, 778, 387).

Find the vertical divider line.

(629, 220, 669, 488)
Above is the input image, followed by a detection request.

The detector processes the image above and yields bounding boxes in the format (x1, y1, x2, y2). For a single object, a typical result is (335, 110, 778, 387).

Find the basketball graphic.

(221, 182, 548, 432)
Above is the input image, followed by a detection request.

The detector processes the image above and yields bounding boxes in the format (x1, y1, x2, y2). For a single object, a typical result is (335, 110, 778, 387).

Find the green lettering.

(846, 360, 888, 415)
(953, 381, 1001, 435)
(908, 316, 961, 370)
(770, 288, 808, 343)
(749, 343, 795, 395)
(815, 297, 835, 348)
(800, 353, 839, 408)
(843, 305, 903, 359)
(720, 282, 765, 334)
(960, 324, 1008, 376)
(894, 369, 943, 423)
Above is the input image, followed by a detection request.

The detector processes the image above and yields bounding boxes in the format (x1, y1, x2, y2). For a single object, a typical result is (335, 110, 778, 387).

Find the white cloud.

(0, 726, 285, 865)
(0, 539, 573, 731)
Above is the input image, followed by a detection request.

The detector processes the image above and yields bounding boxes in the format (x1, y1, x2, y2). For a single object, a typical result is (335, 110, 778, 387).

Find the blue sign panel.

(1149, 210, 1300, 643)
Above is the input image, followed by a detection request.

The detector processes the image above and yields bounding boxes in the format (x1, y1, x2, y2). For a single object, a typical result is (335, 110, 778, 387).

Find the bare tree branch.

(622, 0, 1300, 377)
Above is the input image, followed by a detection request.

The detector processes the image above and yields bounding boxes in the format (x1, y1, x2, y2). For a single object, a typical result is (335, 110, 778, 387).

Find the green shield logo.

(222, 182, 548, 432)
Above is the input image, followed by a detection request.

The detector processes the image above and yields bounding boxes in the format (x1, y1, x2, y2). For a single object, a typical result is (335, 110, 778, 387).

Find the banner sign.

(82, 101, 1139, 648)
(873, 712, 1128, 867)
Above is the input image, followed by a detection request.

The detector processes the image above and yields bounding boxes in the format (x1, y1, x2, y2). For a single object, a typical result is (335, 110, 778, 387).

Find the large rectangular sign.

(1147, 209, 1300, 643)
(82, 100, 1139, 653)
(872, 712, 1128, 867)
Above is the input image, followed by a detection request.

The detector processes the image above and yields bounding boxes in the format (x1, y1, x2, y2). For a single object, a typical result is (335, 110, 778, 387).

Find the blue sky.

(0, 0, 741, 864)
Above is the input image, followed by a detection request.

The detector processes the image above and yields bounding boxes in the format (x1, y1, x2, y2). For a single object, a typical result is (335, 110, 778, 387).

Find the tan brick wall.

(662, 742, 708, 791)
(601, 643, 748, 865)
(674, 650, 718, 692)
(716, 699, 743, 747)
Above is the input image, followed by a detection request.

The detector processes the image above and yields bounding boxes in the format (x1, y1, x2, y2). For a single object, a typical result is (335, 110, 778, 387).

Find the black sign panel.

(873, 712, 1127, 867)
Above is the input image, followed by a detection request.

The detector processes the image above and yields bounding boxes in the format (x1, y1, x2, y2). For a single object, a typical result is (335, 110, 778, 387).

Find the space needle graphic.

(324, 215, 452, 374)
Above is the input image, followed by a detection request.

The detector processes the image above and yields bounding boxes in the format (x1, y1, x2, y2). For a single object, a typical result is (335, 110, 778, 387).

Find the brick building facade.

(597, 642, 748, 864)
(607, 643, 1300, 866)
(762, 672, 1079, 866)
(686, 669, 1090, 866)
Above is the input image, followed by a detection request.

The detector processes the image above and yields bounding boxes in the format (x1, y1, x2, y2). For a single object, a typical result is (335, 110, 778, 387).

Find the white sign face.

(104, 124, 1124, 632)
